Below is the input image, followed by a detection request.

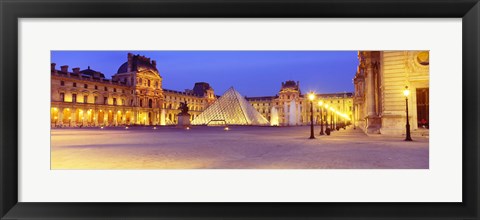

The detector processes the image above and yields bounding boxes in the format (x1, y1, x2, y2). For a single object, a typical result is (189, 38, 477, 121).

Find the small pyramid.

(191, 87, 269, 126)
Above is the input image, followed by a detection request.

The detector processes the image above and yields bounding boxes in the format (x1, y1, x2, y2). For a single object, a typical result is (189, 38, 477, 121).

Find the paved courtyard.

(51, 126, 429, 169)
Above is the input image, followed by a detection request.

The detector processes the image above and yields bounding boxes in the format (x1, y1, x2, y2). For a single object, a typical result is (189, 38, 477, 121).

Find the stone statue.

(178, 101, 189, 115)
(177, 101, 191, 127)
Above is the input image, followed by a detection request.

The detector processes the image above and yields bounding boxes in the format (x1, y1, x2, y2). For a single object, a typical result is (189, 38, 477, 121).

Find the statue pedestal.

(177, 113, 191, 127)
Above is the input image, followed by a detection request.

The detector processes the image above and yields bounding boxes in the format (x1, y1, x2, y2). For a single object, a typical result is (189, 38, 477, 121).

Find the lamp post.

(318, 101, 325, 135)
(330, 107, 334, 132)
(404, 86, 413, 141)
(324, 104, 330, 135)
(308, 93, 315, 139)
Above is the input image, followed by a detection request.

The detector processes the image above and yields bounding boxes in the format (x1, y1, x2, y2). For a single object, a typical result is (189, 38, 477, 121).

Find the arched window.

(148, 80, 151, 87)
(149, 99, 153, 108)
(140, 99, 143, 107)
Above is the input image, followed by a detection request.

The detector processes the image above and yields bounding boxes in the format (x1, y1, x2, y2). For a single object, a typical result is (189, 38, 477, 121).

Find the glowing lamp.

(308, 93, 315, 101)
(125, 126, 129, 129)
(224, 126, 229, 131)
(325, 104, 329, 108)
(153, 127, 157, 130)
(403, 86, 410, 97)
(318, 101, 323, 106)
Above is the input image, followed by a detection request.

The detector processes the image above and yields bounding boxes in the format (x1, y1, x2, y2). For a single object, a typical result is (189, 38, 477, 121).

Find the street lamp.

(404, 86, 413, 141)
(308, 92, 316, 139)
(324, 104, 330, 135)
(329, 107, 335, 132)
(318, 100, 325, 135)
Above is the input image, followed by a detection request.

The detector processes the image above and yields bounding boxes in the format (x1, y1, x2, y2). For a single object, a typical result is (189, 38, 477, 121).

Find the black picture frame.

(1, 0, 479, 219)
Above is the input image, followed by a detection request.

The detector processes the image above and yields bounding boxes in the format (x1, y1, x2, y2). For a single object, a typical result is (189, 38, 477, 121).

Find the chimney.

(72, 67, 80, 74)
(60, 65, 68, 73)
(51, 63, 57, 74)
(127, 53, 133, 72)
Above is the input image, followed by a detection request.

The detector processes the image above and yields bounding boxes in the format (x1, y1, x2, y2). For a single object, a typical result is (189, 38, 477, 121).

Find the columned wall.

(354, 51, 429, 135)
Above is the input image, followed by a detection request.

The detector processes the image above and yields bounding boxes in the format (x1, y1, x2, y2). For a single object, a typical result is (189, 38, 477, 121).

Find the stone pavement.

(51, 126, 429, 169)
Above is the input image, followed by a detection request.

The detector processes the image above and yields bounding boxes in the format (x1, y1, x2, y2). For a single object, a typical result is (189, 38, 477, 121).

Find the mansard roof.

(117, 53, 158, 74)
(80, 66, 105, 78)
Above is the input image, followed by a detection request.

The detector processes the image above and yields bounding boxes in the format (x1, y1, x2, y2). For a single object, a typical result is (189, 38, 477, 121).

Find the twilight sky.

(51, 51, 358, 97)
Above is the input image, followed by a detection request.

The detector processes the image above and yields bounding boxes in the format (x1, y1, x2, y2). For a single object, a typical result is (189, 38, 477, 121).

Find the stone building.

(353, 51, 429, 135)
(50, 53, 216, 127)
(51, 53, 353, 128)
(246, 80, 354, 126)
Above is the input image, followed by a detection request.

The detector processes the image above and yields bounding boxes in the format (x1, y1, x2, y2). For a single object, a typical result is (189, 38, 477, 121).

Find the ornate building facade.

(353, 51, 429, 135)
(51, 53, 353, 127)
(50, 53, 216, 127)
(246, 81, 354, 126)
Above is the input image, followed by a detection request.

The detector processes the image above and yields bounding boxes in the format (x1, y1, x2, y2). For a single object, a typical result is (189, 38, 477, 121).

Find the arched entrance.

(86, 109, 93, 126)
(76, 109, 84, 127)
(98, 110, 105, 125)
(116, 111, 123, 126)
(51, 107, 59, 126)
(107, 110, 113, 126)
(63, 108, 71, 126)
(125, 111, 131, 124)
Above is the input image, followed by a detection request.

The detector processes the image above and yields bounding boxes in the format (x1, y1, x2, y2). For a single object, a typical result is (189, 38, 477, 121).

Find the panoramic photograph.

(50, 50, 429, 169)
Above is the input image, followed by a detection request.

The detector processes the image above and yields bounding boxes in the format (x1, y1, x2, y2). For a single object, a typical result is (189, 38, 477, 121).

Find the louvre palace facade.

(51, 53, 353, 127)
(353, 51, 429, 135)
(246, 81, 353, 126)
(50, 53, 216, 127)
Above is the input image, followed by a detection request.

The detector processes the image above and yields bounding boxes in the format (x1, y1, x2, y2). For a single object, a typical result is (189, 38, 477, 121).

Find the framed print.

(1, 0, 479, 219)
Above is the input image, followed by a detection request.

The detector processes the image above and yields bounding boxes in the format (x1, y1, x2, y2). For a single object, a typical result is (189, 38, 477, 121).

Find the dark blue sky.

(51, 51, 358, 97)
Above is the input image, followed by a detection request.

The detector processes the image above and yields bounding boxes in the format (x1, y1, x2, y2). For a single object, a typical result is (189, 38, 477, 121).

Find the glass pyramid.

(191, 87, 270, 126)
